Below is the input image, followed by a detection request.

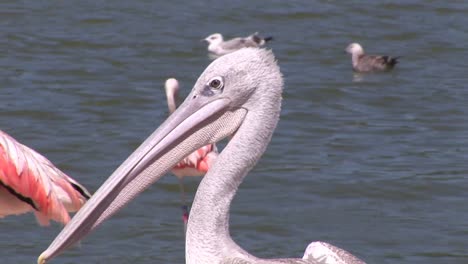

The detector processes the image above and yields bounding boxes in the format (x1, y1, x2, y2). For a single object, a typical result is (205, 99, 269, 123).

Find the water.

(1, 1, 468, 263)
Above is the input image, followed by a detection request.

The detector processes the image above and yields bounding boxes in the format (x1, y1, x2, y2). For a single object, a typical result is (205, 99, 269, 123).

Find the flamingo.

(165, 77, 218, 229)
(38, 48, 367, 264)
(0, 129, 91, 226)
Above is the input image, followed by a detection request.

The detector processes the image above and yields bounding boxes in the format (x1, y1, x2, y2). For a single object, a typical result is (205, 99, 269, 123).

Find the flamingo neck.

(186, 94, 281, 263)
(165, 89, 177, 114)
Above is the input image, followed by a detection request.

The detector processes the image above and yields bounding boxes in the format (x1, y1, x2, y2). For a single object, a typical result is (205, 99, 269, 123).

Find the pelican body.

(0, 130, 90, 225)
(39, 48, 366, 264)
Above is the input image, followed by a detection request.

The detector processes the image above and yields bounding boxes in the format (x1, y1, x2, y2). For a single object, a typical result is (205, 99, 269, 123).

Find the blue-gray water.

(1, 1, 468, 263)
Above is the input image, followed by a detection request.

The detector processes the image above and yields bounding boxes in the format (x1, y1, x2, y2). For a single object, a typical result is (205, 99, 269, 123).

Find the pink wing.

(0, 130, 90, 226)
(172, 144, 218, 177)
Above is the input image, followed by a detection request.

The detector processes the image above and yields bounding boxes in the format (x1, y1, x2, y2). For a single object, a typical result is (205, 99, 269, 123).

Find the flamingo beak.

(38, 95, 247, 264)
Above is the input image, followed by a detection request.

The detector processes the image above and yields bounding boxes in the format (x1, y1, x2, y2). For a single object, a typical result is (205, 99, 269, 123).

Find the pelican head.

(345, 43, 364, 56)
(203, 33, 223, 44)
(38, 48, 282, 264)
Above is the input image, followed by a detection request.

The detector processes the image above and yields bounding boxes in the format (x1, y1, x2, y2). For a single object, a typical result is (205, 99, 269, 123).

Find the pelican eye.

(208, 77, 223, 90)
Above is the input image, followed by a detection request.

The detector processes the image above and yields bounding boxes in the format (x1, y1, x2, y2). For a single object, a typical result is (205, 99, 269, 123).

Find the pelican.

(345, 43, 399, 72)
(203, 32, 273, 57)
(165, 77, 219, 229)
(0, 129, 90, 226)
(38, 48, 366, 264)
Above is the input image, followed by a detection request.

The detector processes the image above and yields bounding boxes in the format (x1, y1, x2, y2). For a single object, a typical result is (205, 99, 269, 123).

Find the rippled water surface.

(1, 1, 468, 263)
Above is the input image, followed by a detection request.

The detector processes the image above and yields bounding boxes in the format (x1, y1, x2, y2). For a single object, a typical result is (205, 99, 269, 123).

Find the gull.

(203, 32, 273, 57)
(345, 43, 399, 72)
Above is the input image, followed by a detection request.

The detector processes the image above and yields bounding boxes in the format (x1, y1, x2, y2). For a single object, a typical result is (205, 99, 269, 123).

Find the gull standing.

(345, 42, 399, 72)
(39, 48, 366, 264)
(0, 129, 90, 226)
(203, 32, 273, 57)
(165, 78, 218, 230)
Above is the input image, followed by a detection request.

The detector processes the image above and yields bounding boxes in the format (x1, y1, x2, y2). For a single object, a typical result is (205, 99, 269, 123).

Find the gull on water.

(202, 32, 273, 57)
(345, 43, 399, 72)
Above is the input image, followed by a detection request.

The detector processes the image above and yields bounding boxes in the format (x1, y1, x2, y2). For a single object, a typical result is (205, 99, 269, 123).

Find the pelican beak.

(38, 95, 247, 264)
